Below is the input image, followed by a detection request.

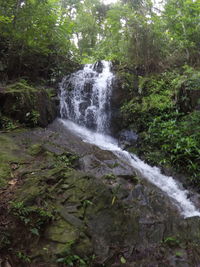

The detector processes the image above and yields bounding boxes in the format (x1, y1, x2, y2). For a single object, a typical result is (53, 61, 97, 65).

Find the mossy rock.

(45, 218, 80, 245)
(0, 81, 57, 127)
(28, 143, 44, 156)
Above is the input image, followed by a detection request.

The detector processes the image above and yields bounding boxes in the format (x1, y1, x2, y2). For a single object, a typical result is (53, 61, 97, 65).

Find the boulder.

(118, 129, 139, 149)
(0, 82, 57, 127)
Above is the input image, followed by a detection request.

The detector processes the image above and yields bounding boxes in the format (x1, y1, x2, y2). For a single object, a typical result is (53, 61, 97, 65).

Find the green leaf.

(30, 228, 39, 236)
(120, 256, 126, 264)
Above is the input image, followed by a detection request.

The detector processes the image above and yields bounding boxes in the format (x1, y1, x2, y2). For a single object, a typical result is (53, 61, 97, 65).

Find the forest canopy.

(0, 0, 200, 82)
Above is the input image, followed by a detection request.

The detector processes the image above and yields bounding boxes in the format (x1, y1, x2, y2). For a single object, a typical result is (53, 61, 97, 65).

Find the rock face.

(93, 61, 104, 73)
(1, 119, 200, 266)
(109, 77, 127, 135)
(109, 69, 138, 135)
(118, 129, 139, 149)
(0, 82, 57, 127)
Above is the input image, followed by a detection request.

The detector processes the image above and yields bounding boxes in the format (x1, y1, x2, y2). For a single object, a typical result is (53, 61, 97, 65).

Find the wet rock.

(118, 129, 139, 149)
(93, 61, 104, 73)
(79, 101, 91, 115)
(84, 81, 94, 94)
(79, 151, 135, 178)
(3, 123, 200, 266)
(85, 108, 96, 129)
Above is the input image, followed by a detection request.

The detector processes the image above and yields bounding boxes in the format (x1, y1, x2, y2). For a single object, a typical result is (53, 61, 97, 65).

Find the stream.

(59, 60, 200, 218)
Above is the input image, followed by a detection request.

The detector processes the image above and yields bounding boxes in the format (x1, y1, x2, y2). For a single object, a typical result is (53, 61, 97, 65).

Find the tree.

(164, 0, 200, 65)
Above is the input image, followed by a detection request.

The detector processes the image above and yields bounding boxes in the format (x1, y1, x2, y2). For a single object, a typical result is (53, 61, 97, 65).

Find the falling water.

(60, 61, 113, 134)
(59, 61, 200, 218)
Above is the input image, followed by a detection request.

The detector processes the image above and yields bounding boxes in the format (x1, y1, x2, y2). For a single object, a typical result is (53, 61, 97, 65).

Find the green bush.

(145, 111, 200, 186)
(121, 68, 200, 187)
(10, 201, 53, 236)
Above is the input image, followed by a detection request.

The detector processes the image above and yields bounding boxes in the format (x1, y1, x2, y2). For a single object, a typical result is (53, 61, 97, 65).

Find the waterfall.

(60, 61, 113, 134)
(59, 61, 200, 218)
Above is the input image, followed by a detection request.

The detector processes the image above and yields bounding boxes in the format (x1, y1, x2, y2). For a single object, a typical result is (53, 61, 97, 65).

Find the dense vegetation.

(120, 66, 200, 187)
(1, 0, 200, 265)
(0, 0, 200, 183)
(1, 0, 200, 79)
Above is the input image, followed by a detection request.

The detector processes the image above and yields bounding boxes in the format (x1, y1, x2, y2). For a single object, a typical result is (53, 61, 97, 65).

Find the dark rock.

(79, 101, 90, 115)
(188, 89, 200, 110)
(0, 82, 57, 127)
(109, 71, 138, 135)
(93, 61, 104, 73)
(176, 85, 200, 112)
(3, 120, 200, 266)
(84, 81, 94, 94)
(85, 108, 97, 129)
(59, 208, 84, 228)
(118, 129, 139, 149)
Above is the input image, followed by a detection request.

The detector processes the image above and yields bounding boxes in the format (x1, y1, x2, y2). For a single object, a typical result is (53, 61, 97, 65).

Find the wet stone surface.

(1, 119, 200, 266)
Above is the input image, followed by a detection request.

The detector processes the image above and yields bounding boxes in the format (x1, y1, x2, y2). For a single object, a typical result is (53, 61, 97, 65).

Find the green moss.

(0, 135, 19, 187)
(104, 173, 116, 180)
(45, 218, 79, 244)
(6, 81, 37, 93)
(163, 236, 180, 247)
(28, 143, 44, 156)
(15, 177, 42, 204)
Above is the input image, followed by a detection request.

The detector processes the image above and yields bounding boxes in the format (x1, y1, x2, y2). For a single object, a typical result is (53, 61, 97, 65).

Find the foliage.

(0, 231, 11, 250)
(57, 254, 88, 266)
(146, 111, 200, 185)
(164, 0, 200, 66)
(25, 110, 40, 127)
(121, 71, 177, 131)
(0, 114, 17, 130)
(163, 236, 180, 247)
(16, 251, 31, 263)
(121, 67, 200, 187)
(104, 173, 116, 180)
(10, 201, 53, 236)
(0, 0, 78, 83)
(0, 0, 200, 74)
(56, 153, 79, 168)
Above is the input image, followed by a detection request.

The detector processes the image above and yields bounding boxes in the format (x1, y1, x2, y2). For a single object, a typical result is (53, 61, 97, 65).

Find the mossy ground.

(0, 135, 24, 187)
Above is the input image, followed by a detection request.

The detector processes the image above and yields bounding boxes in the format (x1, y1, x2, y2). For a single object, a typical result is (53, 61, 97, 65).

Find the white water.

(60, 61, 113, 134)
(59, 61, 200, 218)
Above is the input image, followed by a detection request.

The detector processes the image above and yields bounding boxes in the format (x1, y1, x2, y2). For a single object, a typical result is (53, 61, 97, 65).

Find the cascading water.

(59, 61, 200, 218)
(60, 61, 113, 134)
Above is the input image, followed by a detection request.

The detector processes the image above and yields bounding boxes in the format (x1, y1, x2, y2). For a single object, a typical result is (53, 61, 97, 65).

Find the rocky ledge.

(0, 81, 57, 128)
(0, 119, 200, 266)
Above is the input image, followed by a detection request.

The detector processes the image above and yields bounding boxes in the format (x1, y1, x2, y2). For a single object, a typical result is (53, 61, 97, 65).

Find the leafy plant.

(0, 231, 11, 250)
(104, 173, 116, 180)
(56, 153, 79, 168)
(120, 256, 127, 264)
(16, 251, 31, 263)
(175, 251, 183, 257)
(0, 115, 17, 130)
(26, 110, 40, 127)
(10, 201, 53, 236)
(163, 236, 180, 247)
(57, 254, 87, 266)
